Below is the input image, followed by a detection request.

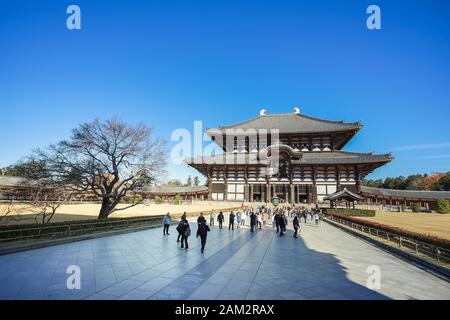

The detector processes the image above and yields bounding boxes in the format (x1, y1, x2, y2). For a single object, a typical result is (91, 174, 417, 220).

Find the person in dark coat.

(197, 221, 211, 254)
(278, 213, 286, 237)
(293, 215, 300, 238)
(250, 212, 257, 232)
(274, 212, 280, 233)
(197, 213, 206, 226)
(218, 211, 224, 229)
(176, 219, 184, 242)
(229, 211, 235, 230)
(180, 220, 191, 250)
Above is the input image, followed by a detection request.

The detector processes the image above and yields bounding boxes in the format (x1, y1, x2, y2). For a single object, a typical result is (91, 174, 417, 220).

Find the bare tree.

(30, 185, 72, 224)
(0, 192, 18, 224)
(34, 118, 167, 219)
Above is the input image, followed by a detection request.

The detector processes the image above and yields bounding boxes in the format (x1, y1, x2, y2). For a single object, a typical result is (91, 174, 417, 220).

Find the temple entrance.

(274, 184, 290, 203)
(250, 184, 266, 202)
(296, 184, 312, 204)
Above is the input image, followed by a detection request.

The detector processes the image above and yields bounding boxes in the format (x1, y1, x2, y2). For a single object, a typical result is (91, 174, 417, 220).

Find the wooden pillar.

(355, 166, 361, 193)
(290, 184, 295, 204)
(244, 183, 249, 202)
(207, 167, 213, 201)
(244, 167, 249, 202)
(223, 167, 228, 201)
(207, 179, 213, 200)
(311, 166, 318, 204)
(289, 163, 295, 203)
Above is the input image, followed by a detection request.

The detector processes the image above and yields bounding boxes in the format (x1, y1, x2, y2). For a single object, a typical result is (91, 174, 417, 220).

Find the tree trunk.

(99, 198, 111, 219)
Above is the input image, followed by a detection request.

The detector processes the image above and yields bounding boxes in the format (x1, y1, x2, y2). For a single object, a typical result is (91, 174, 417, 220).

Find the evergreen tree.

(193, 176, 200, 186)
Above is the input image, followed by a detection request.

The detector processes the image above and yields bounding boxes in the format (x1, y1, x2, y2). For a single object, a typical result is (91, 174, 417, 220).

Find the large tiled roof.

(301, 151, 392, 164)
(208, 112, 362, 134)
(187, 151, 392, 166)
(361, 186, 450, 200)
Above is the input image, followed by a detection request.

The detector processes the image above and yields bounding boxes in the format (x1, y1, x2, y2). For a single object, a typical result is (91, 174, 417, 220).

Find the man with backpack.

(180, 220, 191, 250)
(229, 211, 236, 230)
(218, 211, 224, 229)
(176, 219, 184, 242)
(197, 221, 211, 254)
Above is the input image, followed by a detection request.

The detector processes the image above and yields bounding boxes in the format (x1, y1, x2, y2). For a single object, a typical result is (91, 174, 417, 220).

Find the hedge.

(325, 212, 450, 250)
(323, 208, 376, 217)
(437, 199, 450, 214)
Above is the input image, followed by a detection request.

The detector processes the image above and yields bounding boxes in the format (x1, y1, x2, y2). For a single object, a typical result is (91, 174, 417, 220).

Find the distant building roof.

(208, 112, 362, 135)
(0, 176, 31, 187)
(361, 186, 450, 201)
(324, 188, 364, 201)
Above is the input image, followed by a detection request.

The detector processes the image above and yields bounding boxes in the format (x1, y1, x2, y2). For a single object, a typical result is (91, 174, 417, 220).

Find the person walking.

(250, 212, 257, 232)
(176, 219, 184, 242)
(163, 212, 171, 236)
(283, 213, 288, 233)
(236, 212, 241, 229)
(293, 214, 300, 238)
(241, 211, 246, 227)
(218, 211, 224, 229)
(180, 220, 191, 250)
(210, 210, 215, 226)
(278, 213, 286, 237)
(229, 211, 236, 230)
(262, 211, 268, 227)
(197, 220, 211, 254)
(197, 212, 206, 226)
(257, 213, 263, 229)
(314, 211, 320, 226)
(274, 212, 280, 233)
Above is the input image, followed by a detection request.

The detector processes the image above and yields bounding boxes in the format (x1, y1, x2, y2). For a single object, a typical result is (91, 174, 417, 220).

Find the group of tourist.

(161, 205, 323, 253)
(161, 212, 212, 253)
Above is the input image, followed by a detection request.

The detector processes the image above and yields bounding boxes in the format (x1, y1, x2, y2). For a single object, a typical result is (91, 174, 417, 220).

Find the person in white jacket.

(241, 211, 247, 227)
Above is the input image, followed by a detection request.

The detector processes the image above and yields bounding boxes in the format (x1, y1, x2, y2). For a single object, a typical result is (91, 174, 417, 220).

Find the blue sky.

(0, 0, 449, 183)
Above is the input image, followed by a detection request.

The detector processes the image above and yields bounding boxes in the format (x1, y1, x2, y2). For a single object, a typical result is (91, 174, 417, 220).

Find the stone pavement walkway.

(0, 216, 449, 300)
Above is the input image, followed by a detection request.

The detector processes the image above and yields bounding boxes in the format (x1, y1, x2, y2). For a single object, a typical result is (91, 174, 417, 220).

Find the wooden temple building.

(187, 108, 393, 204)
